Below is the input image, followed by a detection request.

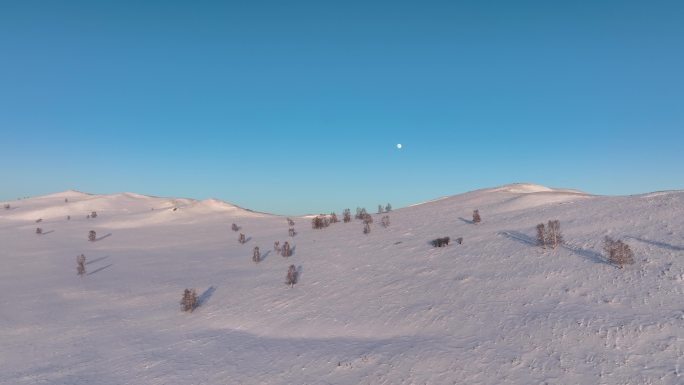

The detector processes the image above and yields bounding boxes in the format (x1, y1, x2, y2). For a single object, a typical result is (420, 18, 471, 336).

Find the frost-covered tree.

(252, 246, 261, 263)
(381, 215, 390, 228)
(330, 212, 339, 223)
(282, 241, 291, 257)
(546, 220, 563, 249)
(385, 203, 392, 212)
(88, 230, 96, 242)
(472, 210, 481, 224)
(536, 223, 547, 248)
(355, 207, 368, 220)
(231, 223, 239, 232)
(180, 289, 197, 312)
(287, 218, 295, 226)
(343, 209, 351, 223)
(274, 241, 280, 252)
(238, 233, 246, 244)
(77, 254, 86, 276)
(286, 265, 298, 287)
(312, 216, 330, 229)
(363, 222, 371, 234)
(603, 236, 635, 268)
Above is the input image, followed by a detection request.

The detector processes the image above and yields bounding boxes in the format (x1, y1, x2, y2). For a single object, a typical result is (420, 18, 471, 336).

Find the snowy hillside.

(1, 184, 683, 385)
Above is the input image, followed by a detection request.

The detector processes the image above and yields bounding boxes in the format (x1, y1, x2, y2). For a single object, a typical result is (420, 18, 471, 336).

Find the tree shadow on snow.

(260, 250, 271, 261)
(244, 236, 252, 244)
(95, 233, 112, 242)
(458, 217, 474, 225)
(498, 231, 537, 246)
(561, 244, 607, 265)
(87, 264, 113, 276)
(41, 230, 55, 235)
(197, 286, 216, 308)
(625, 236, 684, 251)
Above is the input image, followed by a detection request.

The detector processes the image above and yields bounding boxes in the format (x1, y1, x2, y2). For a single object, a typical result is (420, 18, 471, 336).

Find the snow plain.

(1, 184, 683, 385)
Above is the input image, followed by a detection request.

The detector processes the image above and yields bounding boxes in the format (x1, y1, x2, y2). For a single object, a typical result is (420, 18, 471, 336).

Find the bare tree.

(330, 212, 339, 223)
(603, 236, 635, 268)
(363, 222, 371, 234)
(90, 211, 97, 219)
(381, 215, 390, 228)
(385, 203, 392, 212)
(288, 227, 296, 237)
(180, 289, 198, 312)
(282, 241, 291, 257)
(536, 223, 547, 248)
(274, 241, 280, 253)
(343, 209, 351, 223)
(286, 265, 298, 287)
(238, 233, 246, 244)
(231, 223, 239, 232)
(546, 220, 563, 249)
(287, 218, 295, 226)
(253, 246, 261, 263)
(472, 210, 481, 224)
(77, 254, 86, 276)
(378, 205, 384, 214)
(88, 230, 96, 242)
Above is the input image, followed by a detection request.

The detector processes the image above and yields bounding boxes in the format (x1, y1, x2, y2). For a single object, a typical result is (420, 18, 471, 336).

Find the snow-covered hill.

(1, 184, 683, 384)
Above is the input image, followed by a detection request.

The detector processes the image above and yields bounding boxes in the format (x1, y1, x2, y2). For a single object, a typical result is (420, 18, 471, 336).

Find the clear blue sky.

(1, 0, 682, 215)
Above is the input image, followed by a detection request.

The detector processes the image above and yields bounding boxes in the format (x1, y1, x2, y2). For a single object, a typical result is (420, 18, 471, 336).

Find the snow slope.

(1, 185, 683, 384)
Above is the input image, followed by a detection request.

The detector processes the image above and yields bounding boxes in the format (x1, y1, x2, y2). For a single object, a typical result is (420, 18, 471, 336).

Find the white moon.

(396, 143, 402, 149)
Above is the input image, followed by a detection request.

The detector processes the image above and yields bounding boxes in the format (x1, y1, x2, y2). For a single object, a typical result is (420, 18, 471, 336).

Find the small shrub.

(238, 233, 246, 244)
(343, 209, 351, 223)
(456, 237, 463, 245)
(381, 215, 390, 228)
(603, 236, 635, 268)
(77, 254, 86, 276)
(36, 227, 42, 235)
(288, 227, 296, 237)
(253, 246, 260, 263)
(287, 218, 295, 226)
(88, 230, 96, 242)
(231, 223, 239, 232)
(282, 241, 291, 257)
(90, 211, 97, 219)
(286, 265, 298, 287)
(472, 210, 481, 224)
(180, 289, 198, 312)
(431, 237, 450, 247)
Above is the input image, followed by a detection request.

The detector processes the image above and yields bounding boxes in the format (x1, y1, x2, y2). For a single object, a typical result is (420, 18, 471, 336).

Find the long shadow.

(498, 231, 537, 246)
(260, 250, 271, 262)
(626, 236, 684, 251)
(244, 236, 252, 244)
(562, 244, 607, 265)
(87, 264, 113, 276)
(86, 255, 109, 265)
(458, 217, 473, 225)
(290, 245, 296, 256)
(197, 286, 216, 308)
(41, 230, 55, 235)
(296, 265, 303, 283)
(95, 233, 112, 242)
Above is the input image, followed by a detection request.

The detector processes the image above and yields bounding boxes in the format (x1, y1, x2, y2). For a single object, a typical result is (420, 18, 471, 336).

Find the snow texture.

(1, 184, 683, 384)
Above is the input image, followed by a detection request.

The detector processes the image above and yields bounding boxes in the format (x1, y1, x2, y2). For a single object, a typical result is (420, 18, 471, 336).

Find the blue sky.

(1, 0, 682, 214)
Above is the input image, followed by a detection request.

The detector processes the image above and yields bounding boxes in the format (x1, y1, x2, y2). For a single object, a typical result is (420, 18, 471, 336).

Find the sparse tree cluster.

(282, 241, 291, 257)
(603, 236, 635, 268)
(432, 237, 450, 247)
(330, 212, 339, 223)
(77, 254, 86, 276)
(231, 223, 239, 232)
(312, 215, 330, 229)
(472, 210, 481, 224)
(180, 289, 197, 312)
(252, 246, 260, 263)
(343, 209, 351, 223)
(381, 215, 390, 228)
(355, 208, 368, 220)
(286, 265, 298, 287)
(88, 230, 96, 242)
(536, 220, 563, 249)
(238, 233, 246, 244)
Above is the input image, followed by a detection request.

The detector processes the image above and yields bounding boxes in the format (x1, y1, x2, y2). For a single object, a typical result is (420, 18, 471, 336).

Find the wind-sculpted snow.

(1, 186, 683, 384)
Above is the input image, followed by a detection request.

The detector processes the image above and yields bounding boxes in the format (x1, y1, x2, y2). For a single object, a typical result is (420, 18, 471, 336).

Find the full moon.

(396, 143, 402, 149)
